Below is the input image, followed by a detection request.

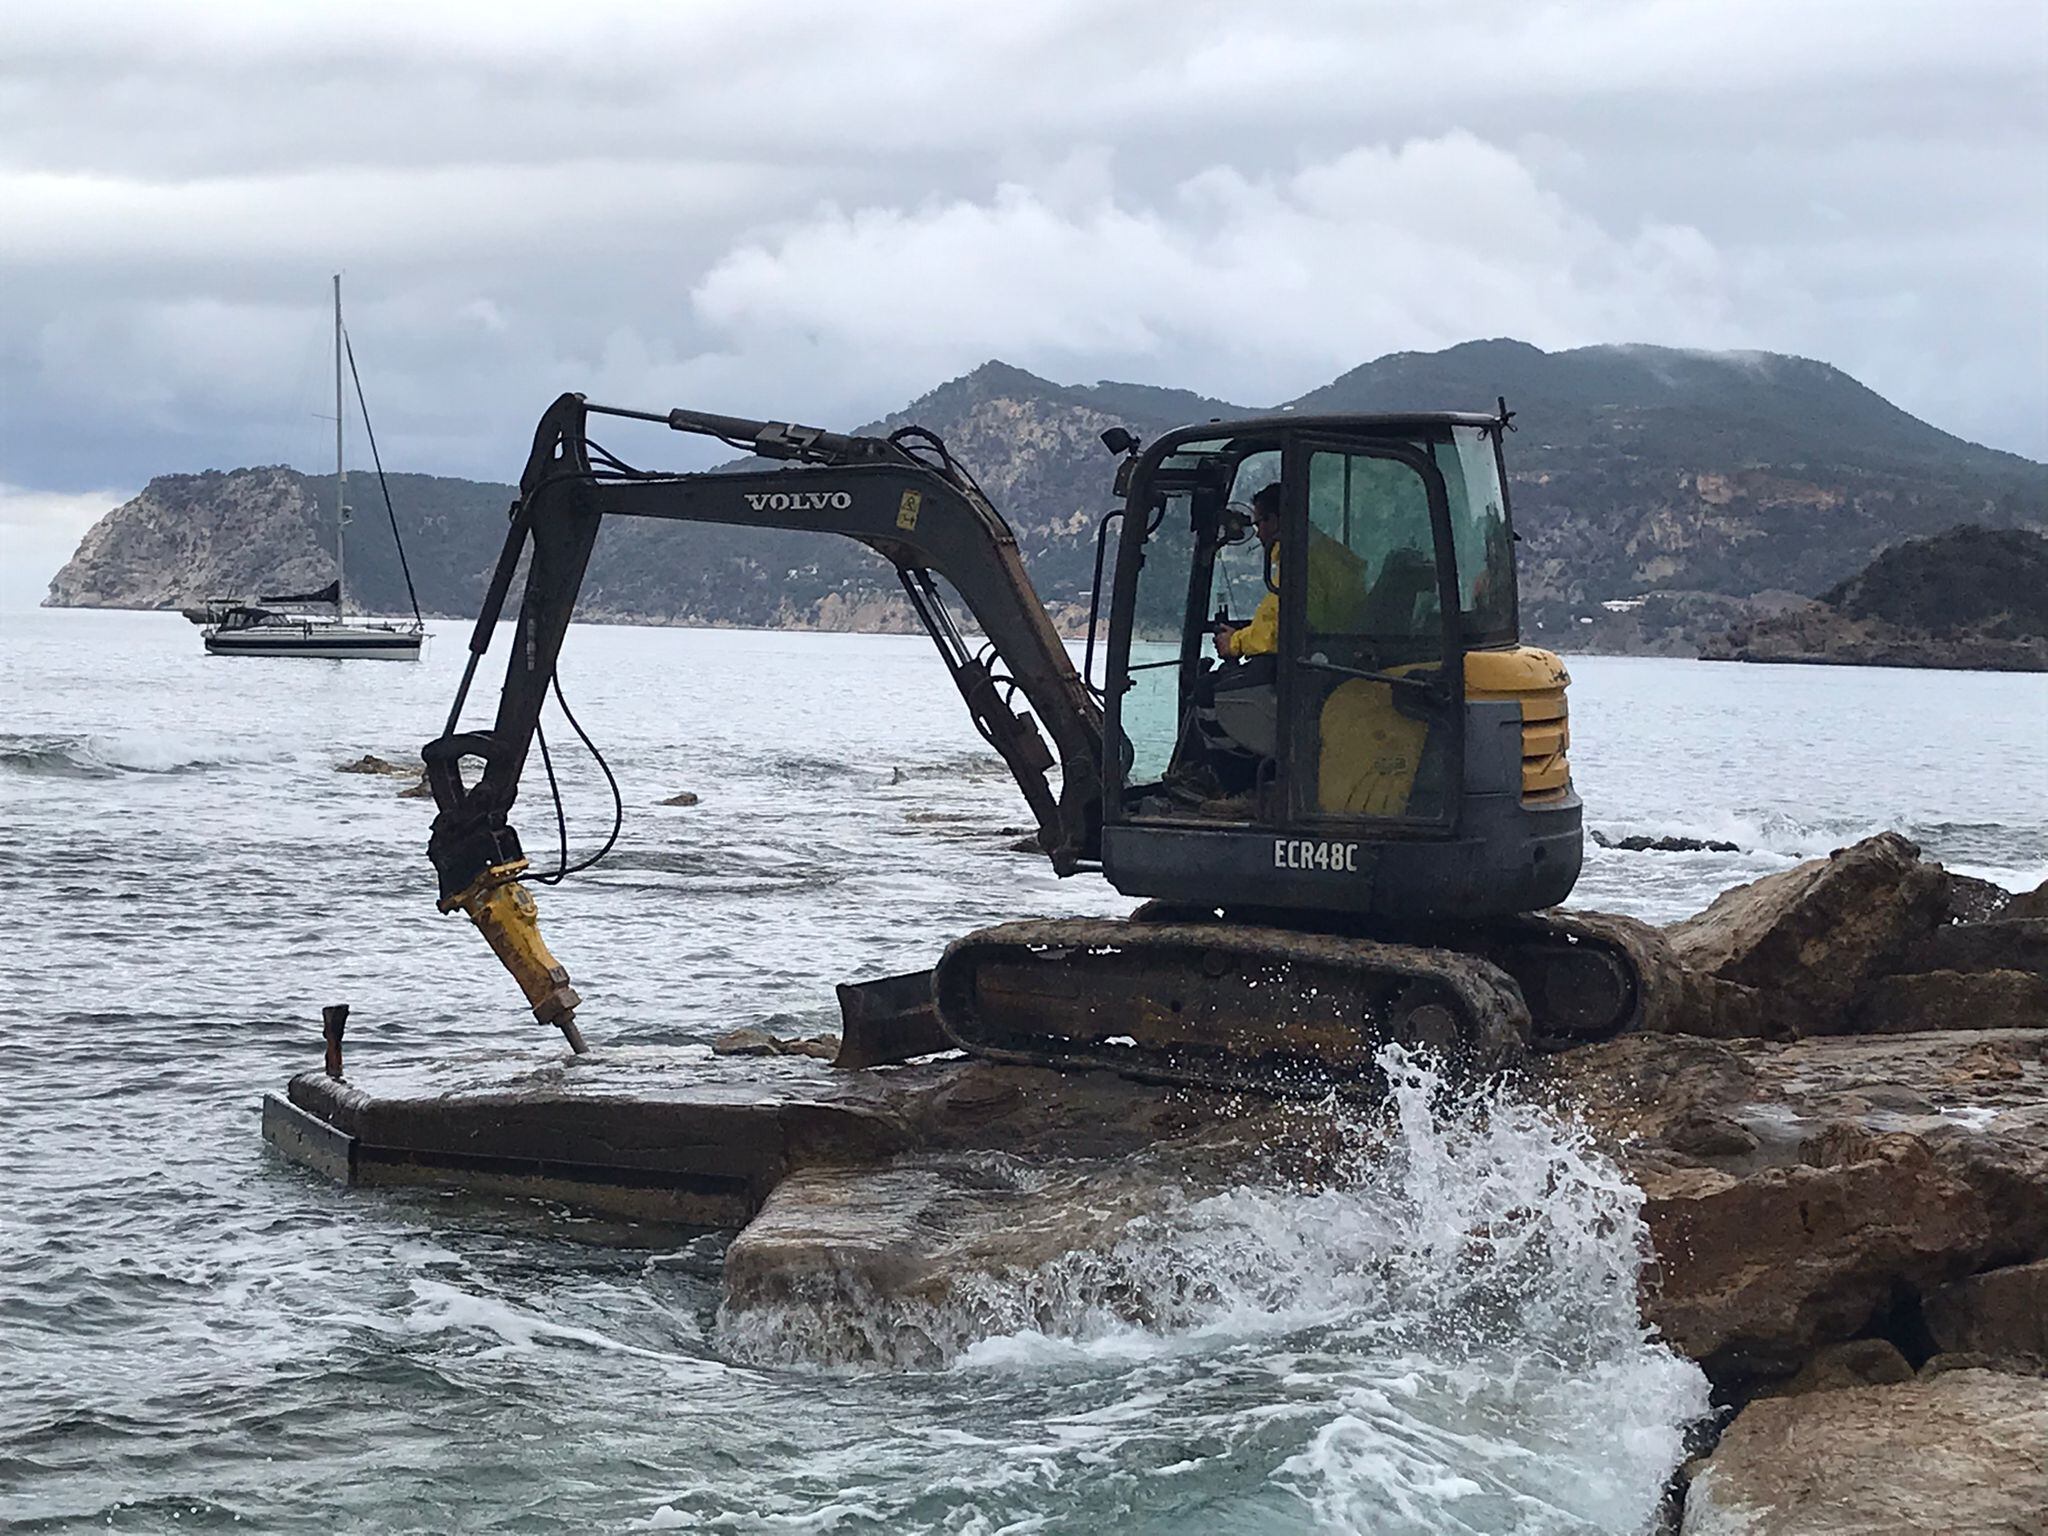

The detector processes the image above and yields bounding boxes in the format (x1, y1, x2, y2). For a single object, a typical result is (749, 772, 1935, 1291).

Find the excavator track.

(932, 918, 1532, 1097)
(1452, 908, 1674, 1050)
(1123, 901, 1670, 1052)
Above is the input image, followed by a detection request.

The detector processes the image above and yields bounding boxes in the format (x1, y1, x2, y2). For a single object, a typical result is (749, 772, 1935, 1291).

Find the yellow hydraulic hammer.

(440, 858, 587, 1052)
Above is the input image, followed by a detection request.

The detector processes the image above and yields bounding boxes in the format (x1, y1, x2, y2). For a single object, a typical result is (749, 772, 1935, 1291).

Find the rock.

(398, 776, 434, 800)
(1922, 1258, 2048, 1362)
(1773, 1337, 1914, 1396)
(2009, 879, 2048, 922)
(1665, 833, 1947, 1034)
(336, 753, 414, 776)
(1904, 917, 2048, 976)
(1634, 1129, 1991, 1378)
(1005, 836, 1043, 854)
(712, 1027, 839, 1061)
(659, 791, 701, 807)
(720, 1154, 1174, 1367)
(1549, 1029, 2048, 1383)
(1917, 1349, 2048, 1378)
(1680, 1370, 2048, 1534)
(1941, 872, 2015, 925)
(1943, 1039, 2030, 1083)
(1593, 831, 1742, 853)
(1664, 1108, 1762, 1158)
(1856, 969, 2048, 1034)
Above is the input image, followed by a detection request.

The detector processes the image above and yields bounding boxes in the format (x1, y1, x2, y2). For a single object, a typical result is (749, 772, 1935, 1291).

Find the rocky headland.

(1701, 525, 2048, 671)
(283, 831, 2047, 1531)
(48, 341, 2048, 654)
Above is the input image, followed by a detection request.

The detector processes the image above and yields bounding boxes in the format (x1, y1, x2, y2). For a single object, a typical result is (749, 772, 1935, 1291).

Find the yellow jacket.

(1223, 531, 1369, 657)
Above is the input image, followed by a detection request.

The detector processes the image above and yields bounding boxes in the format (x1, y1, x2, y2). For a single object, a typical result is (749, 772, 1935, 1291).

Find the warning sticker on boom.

(897, 490, 922, 530)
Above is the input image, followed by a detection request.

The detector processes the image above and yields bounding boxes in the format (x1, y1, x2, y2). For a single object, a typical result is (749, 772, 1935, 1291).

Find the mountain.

(1700, 526, 2048, 671)
(1292, 340, 2046, 646)
(575, 361, 1238, 632)
(44, 466, 518, 618)
(44, 342, 2048, 651)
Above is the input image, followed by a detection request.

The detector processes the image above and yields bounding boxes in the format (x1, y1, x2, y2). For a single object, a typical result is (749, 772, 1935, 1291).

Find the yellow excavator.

(423, 394, 1653, 1092)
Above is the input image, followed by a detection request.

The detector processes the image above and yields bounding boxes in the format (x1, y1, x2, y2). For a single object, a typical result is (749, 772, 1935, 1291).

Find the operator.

(1210, 484, 1370, 660)
(1198, 484, 1367, 767)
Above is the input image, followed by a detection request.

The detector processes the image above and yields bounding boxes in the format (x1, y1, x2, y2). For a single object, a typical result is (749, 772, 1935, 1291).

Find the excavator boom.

(423, 394, 1105, 1045)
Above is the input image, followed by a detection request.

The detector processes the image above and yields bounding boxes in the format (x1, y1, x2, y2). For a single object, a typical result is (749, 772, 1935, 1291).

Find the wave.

(0, 731, 281, 779)
(715, 1049, 1710, 1530)
(1589, 807, 2048, 876)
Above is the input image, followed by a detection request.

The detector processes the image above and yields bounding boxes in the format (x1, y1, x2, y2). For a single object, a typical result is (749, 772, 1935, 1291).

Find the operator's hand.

(1210, 620, 1243, 658)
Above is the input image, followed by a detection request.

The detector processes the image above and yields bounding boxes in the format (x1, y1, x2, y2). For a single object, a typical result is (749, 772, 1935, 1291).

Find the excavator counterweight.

(425, 391, 1638, 1092)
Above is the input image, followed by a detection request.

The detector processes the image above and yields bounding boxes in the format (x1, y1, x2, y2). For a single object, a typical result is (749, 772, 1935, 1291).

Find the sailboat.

(204, 275, 426, 660)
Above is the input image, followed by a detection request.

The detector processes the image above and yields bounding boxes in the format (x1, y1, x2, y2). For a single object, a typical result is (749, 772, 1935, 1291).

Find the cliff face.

(1701, 526, 2048, 670)
(45, 342, 2048, 648)
(47, 468, 329, 610)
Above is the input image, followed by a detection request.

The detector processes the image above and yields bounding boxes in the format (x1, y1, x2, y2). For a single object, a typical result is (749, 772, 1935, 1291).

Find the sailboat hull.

(204, 625, 423, 660)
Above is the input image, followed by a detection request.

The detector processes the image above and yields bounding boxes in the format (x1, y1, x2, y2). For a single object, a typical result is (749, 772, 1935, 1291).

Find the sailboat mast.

(334, 272, 346, 613)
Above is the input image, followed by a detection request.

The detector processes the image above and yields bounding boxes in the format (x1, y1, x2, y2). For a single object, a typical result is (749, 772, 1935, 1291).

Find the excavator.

(423, 392, 1657, 1094)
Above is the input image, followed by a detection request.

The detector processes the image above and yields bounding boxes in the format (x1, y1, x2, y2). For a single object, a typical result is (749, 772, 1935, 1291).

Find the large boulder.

(1771, 1337, 1913, 1396)
(719, 1062, 1310, 1365)
(2008, 878, 2048, 922)
(1548, 1029, 2048, 1381)
(719, 1153, 1175, 1367)
(1664, 833, 1946, 1035)
(1633, 1129, 1991, 1377)
(1922, 1258, 2048, 1363)
(1680, 1370, 2048, 1535)
(1905, 916, 2048, 975)
(1856, 969, 2048, 1034)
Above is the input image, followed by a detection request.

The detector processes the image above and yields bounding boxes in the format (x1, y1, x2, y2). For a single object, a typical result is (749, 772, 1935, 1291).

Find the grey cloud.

(2, 0, 2042, 595)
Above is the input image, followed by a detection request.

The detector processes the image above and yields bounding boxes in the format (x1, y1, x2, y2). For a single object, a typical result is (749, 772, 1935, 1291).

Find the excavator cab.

(1096, 415, 1579, 920)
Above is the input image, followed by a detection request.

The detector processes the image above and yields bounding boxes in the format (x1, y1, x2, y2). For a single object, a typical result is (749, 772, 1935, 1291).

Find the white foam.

(403, 1276, 730, 1380)
(716, 1049, 1712, 1530)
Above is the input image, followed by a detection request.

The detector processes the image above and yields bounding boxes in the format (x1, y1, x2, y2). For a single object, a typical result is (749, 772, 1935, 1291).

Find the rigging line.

(341, 327, 424, 627)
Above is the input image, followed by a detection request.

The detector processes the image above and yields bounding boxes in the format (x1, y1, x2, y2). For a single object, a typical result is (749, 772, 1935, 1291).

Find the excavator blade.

(832, 970, 948, 1069)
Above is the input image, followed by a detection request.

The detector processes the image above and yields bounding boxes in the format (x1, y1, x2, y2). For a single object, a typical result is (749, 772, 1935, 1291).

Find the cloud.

(691, 136, 1772, 409)
(0, 485, 131, 611)
(0, 0, 2040, 611)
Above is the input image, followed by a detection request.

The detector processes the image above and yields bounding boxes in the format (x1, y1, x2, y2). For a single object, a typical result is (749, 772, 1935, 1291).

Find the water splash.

(717, 1048, 1712, 1531)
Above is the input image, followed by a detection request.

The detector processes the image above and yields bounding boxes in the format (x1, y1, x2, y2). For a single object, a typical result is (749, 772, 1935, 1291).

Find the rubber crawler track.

(934, 918, 1533, 1097)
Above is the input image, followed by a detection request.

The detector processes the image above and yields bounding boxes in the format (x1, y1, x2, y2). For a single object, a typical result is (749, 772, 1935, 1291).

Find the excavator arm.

(424, 392, 1105, 1047)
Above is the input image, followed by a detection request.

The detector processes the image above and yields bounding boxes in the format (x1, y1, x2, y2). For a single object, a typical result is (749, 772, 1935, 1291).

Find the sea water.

(4, 609, 2044, 1533)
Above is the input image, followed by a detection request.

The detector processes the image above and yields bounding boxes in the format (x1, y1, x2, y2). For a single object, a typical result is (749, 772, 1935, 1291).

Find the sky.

(3, 0, 2045, 607)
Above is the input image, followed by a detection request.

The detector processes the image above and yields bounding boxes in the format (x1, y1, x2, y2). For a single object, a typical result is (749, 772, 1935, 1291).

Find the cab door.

(1277, 435, 1463, 830)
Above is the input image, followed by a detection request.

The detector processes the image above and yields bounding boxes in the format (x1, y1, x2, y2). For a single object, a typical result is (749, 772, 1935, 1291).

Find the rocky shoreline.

(280, 832, 2046, 1529)
(1699, 526, 2048, 673)
(713, 834, 2048, 1531)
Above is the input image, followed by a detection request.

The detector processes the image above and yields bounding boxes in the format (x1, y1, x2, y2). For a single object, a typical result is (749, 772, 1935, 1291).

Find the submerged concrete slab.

(263, 1040, 1257, 1228)
(267, 1045, 923, 1226)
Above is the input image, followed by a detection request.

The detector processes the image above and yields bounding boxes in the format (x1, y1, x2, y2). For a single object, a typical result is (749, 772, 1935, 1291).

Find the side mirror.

(1100, 426, 1137, 457)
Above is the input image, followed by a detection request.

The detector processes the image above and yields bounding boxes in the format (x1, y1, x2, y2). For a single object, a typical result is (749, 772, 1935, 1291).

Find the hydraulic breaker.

(440, 859, 587, 1052)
